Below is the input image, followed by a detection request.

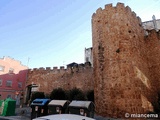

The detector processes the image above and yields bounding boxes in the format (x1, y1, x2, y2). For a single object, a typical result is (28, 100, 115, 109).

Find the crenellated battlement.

(26, 61, 94, 93)
(28, 62, 92, 74)
(92, 2, 142, 25)
(105, 3, 113, 9)
(95, 7, 102, 14)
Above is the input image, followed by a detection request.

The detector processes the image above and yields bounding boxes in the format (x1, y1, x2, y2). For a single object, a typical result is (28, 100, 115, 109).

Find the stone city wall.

(26, 62, 93, 93)
(92, 2, 160, 118)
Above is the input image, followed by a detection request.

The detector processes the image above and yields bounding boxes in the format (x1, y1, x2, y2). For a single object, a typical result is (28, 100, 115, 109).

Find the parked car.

(32, 114, 96, 120)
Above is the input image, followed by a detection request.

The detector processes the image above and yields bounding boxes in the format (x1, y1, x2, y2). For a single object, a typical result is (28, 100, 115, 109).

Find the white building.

(84, 47, 93, 66)
(142, 15, 160, 31)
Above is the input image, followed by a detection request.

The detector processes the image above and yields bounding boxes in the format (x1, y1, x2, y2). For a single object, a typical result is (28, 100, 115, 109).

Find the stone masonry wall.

(145, 30, 160, 94)
(92, 3, 160, 118)
(26, 62, 93, 93)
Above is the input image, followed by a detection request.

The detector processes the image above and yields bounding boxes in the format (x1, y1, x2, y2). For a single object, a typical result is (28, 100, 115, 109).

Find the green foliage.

(86, 90, 94, 102)
(48, 87, 88, 101)
(31, 92, 45, 102)
(50, 88, 66, 100)
(65, 90, 70, 100)
(45, 93, 50, 99)
(69, 87, 86, 101)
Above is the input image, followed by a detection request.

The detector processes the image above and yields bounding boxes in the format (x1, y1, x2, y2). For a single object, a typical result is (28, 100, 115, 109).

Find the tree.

(69, 87, 86, 101)
(50, 88, 66, 100)
(86, 90, 94, 102)
(31, 92, 45, 102)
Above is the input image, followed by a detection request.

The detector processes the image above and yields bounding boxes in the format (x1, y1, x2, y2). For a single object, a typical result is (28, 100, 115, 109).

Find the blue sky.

(0, 0, 160, 69)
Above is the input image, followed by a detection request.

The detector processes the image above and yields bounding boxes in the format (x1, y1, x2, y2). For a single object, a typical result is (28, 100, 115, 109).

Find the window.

(18, 82, 22, 88)
(6, 80, 12, 87)
(0, 65, 4, 71)
(9, 68, 14, 74)
(0, 79, 2, 86)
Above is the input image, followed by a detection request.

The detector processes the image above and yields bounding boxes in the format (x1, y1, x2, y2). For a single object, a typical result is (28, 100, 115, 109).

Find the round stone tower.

(92, 3, 159, 118)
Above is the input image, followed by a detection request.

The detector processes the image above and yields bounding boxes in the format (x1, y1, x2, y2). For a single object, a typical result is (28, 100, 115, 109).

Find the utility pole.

(27, 57, 30, 68)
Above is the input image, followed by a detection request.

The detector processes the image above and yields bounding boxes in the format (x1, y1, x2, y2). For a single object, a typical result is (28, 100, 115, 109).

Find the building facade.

(142, 15, 160, 31)
(0, 56, 28, 102)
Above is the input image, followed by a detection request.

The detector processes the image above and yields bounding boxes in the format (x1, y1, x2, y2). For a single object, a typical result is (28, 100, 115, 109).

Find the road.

(0, 106, 120, 120)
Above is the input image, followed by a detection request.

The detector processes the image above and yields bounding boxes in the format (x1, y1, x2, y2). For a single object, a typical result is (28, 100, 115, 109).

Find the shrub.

(86, 90, 94, 102)
(31, 92, 45, 102)
(50, 88, 66, 100)
(69, 88, 86, 101)
(45, 93, 50, 99)
(65, 90, 70, 100)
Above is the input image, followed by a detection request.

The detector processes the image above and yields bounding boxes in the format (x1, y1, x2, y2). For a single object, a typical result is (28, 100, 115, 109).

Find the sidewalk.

(0, 106, 121, 120)
(0, 106, 31, 120)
